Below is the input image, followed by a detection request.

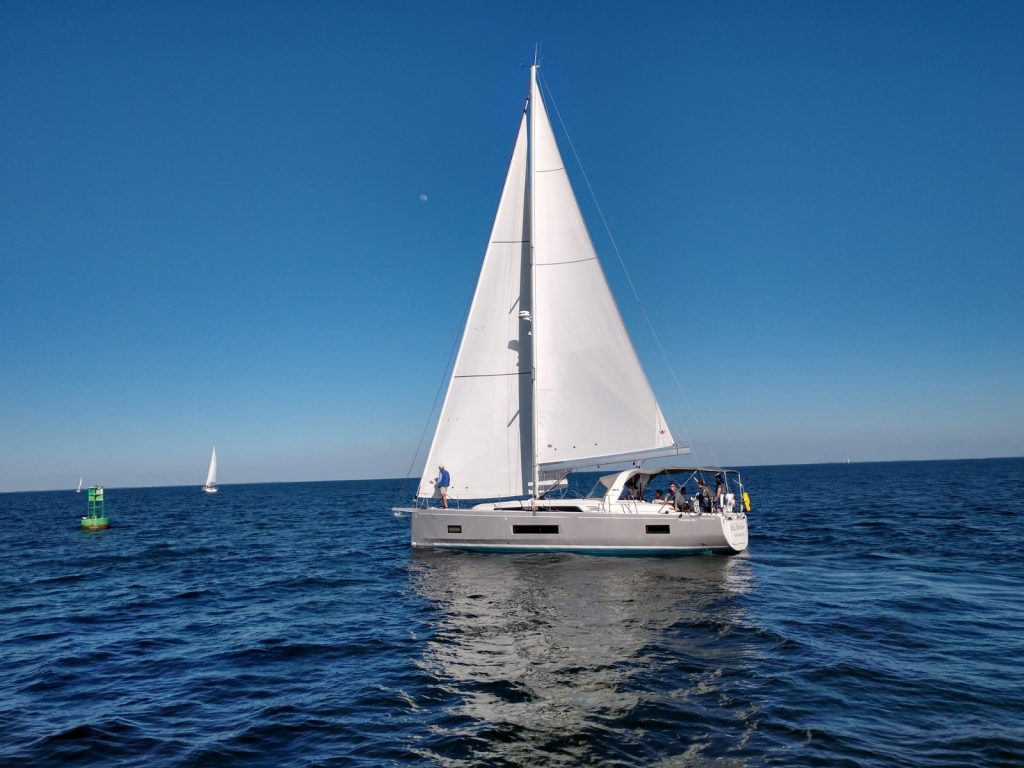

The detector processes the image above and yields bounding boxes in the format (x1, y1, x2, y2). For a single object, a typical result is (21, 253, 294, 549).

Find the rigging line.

(392, 299, 470, 509)
(538, 72, 721, 469)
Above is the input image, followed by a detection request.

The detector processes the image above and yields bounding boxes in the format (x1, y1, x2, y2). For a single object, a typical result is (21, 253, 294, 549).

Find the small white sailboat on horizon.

(202, 447, 218, 493)
(392, 61, 750, 555)
(76, 476, 83, 493)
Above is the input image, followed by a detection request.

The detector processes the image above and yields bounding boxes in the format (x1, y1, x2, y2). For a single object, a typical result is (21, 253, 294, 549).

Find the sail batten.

(453, 372, 531, 379)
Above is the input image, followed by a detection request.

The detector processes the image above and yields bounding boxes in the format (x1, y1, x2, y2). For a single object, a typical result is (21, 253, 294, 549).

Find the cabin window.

(447, 525, 462, 534)
(645, 524, 670, 534)
(512, 525, 559, 534)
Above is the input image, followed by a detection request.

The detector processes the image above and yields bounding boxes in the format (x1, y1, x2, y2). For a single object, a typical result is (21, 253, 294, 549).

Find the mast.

(529, 62, 540, 503)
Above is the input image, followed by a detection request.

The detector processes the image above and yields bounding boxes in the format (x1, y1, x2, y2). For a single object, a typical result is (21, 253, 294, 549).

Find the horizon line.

(3, 455, 1021, 495)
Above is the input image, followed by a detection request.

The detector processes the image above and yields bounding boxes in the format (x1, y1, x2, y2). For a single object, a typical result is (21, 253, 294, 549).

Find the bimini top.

(586, 466, 743, 502)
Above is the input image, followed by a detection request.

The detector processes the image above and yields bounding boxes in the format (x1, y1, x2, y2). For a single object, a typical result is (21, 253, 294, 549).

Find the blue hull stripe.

(420, 543, 736, 556)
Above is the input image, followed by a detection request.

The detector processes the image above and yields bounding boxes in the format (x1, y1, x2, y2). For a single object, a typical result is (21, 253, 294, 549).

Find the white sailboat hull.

(397, 503, 748, 556)
(202, 486, 218, 493)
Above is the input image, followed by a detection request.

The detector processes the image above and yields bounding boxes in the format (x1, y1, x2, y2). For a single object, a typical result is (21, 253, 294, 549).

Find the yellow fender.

(742, 491, 751, 512)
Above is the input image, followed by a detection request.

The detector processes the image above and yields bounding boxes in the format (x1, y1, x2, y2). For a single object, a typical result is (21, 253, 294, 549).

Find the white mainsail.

(528, 67, 676, 473)
(204, 447, 217, 489)
(417, 66, 682, 501)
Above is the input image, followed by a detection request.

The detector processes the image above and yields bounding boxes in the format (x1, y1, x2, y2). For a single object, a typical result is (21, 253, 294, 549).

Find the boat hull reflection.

(408, 551, 758, 764)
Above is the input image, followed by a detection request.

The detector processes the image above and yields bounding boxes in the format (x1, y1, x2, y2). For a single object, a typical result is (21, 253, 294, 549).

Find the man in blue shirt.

(434, 465, 451, 508)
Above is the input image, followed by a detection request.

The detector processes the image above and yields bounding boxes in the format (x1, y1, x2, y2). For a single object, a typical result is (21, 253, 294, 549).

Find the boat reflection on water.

(408, 552, 759, 764)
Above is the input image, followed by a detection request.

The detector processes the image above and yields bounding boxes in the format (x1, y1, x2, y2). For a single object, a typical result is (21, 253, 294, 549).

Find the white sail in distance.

(205, 447, 217, 489)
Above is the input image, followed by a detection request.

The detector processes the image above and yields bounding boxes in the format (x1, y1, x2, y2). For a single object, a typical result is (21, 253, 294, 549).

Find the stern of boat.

(722, 514, 749, 553)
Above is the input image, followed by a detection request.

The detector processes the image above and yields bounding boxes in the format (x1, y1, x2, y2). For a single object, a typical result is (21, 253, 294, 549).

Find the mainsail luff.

(528, 64, 541, 500)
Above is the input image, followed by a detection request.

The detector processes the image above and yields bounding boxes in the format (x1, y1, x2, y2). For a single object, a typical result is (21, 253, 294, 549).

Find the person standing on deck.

(697, 479, 712, 514)
(432, 465, 451, 509)
(667, 482, 686, 513)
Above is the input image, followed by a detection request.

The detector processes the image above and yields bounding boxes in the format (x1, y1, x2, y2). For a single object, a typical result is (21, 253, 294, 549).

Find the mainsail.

(418, 67, 681, 501)
(528, 67, 676, 473)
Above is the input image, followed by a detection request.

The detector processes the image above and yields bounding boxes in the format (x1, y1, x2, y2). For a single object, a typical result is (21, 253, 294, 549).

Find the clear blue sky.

(2, 1, 1022, 492)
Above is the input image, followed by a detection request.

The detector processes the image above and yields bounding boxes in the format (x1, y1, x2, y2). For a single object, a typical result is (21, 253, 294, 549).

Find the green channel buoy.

(81, 485, 109, 530)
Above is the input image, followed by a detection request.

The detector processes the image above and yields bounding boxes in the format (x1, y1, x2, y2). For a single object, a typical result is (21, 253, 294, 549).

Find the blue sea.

(1, 458, 1022, 767)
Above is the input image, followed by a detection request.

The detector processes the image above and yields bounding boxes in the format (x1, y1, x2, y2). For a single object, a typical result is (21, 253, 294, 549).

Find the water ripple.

(0, 462, 1022, 766)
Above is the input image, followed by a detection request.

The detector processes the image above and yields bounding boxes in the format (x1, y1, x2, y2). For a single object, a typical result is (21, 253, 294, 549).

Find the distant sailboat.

(202, 447, 218, 493)
(76, 477, 83, 493)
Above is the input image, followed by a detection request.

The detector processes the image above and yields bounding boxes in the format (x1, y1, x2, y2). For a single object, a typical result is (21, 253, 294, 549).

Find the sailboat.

(76, 477, 83, 493)
(202, 447, 218, 493)
(392, 62, 749, 555)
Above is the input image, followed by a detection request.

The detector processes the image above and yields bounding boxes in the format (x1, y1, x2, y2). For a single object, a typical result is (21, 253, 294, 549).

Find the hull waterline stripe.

(416, 542, 736, 556)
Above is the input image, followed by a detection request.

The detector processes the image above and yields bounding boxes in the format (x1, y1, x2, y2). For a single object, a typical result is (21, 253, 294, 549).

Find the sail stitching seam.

(537, 257, 597, 266)
(454, 372, 530, 379)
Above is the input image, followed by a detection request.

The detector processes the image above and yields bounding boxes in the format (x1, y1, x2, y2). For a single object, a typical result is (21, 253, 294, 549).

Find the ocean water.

(1, 458, 1022, 767)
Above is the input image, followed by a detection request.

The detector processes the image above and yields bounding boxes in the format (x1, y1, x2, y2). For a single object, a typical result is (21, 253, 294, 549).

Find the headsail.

(418, 113, 533, 499)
